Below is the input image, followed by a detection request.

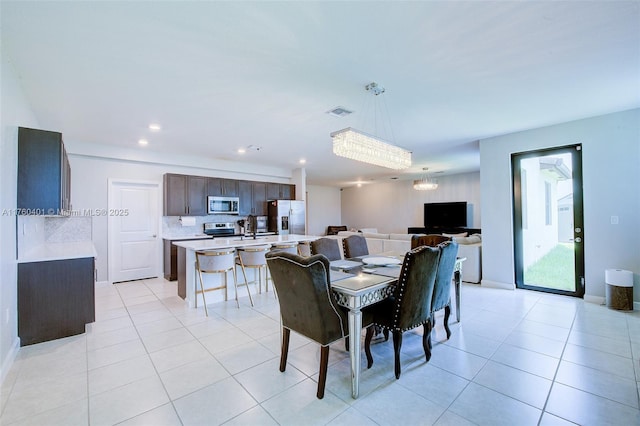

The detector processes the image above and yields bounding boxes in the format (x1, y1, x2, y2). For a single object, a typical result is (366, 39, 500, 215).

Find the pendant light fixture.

(413, 167, 438, 190)
(331, 82, 411, 170)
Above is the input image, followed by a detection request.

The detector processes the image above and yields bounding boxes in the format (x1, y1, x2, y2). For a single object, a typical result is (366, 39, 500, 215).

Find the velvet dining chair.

(342, 234, 369, 258)
(265, 251, 370, 398)
(410, 234, 451, 249)
(309, 237, 342, 261)
(427, 241, 459, 348)
(363, 245, 441, 379)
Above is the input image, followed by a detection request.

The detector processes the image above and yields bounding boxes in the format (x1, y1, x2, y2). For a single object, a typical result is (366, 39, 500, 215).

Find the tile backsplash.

(45, 216, 92, 243)
(17, 215, 92, 258)
(162, 215, 243, 238)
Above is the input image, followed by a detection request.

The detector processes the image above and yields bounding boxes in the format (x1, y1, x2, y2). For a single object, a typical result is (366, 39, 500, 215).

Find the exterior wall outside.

(520, 157, 564, 269)
(480, 108, 640, 302)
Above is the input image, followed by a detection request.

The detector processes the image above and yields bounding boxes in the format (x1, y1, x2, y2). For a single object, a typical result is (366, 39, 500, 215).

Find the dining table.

(329, 251, 466, 399)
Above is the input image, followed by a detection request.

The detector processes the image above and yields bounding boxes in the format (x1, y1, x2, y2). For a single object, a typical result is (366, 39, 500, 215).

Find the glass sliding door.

(512, 145, 584, 296)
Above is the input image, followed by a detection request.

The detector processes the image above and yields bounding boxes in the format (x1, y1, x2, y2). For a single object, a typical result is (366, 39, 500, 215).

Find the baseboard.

(635, 301, 640, 311)
(95, 280, 110, 288)
(584, 294, 606, 305)
(0, 336, 20, 386)
(481, 279, 515, 290)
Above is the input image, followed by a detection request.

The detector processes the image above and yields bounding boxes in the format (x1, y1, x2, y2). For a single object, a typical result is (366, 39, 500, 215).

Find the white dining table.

(330, 252, 466, 399)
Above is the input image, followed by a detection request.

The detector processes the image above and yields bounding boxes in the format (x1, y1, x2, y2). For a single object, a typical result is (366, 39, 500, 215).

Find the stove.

(203, 222, 236, 237)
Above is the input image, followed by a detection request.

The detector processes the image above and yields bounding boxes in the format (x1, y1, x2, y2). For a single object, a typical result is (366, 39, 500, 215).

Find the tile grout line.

(108, 279, 184, 425)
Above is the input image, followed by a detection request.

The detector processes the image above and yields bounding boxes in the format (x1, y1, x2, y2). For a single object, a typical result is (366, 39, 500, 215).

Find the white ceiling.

(2, 1, 639, 187)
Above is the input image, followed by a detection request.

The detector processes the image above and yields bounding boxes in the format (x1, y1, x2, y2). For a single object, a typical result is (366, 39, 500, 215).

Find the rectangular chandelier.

(330, 127, 412, 170)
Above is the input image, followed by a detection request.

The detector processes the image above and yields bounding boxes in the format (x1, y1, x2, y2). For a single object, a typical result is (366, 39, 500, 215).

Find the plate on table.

(361, 256, 401, 266)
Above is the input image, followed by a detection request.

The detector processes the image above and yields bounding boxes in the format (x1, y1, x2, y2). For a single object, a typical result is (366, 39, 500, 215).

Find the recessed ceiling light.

(299, 158, 306, 164)
(148, 123, 161, 131)
(138, 139, 149, 146)
(237, 148, 246, 154)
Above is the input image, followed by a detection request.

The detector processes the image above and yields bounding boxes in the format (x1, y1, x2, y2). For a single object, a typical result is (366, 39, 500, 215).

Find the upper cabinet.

(238, 180, 267, 216)
(18, 127, 71, 214)
(164, 173, 293, 217)
(266, 183, 295, 200)
(252, 182, 267, 215)
(207, 177, 238, 197)
(163, 174, 207, 216)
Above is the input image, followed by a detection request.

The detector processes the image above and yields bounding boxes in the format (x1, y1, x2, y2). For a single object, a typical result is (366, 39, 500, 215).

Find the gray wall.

(0, 55, 39, 381)
(306, 185, 342, 236)
(480, 108, 640, 302)
(68, 152, 294, 283)
(340, 172, 481, 233)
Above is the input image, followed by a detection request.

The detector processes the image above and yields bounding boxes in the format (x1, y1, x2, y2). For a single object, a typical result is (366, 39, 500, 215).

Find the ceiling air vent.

(327, 106, 353, 117)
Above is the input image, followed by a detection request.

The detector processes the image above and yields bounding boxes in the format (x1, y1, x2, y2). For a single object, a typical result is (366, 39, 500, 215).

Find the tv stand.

(407, 226, 481, 235)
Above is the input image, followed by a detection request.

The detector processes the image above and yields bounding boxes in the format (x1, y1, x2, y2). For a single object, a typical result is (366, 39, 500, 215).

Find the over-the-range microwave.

(207, 196, 239, 215)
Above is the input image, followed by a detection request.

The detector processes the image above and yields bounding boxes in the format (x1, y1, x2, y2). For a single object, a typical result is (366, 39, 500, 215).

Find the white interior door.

(109, 180, 160, 283)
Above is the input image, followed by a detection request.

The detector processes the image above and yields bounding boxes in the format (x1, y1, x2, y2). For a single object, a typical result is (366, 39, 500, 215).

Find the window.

(545, 181, 552, 225)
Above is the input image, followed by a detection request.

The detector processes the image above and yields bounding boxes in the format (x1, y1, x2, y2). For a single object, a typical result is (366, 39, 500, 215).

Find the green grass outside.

(524, 243, 575, 292)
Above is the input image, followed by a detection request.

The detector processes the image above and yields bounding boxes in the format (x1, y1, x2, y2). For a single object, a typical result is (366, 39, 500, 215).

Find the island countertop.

(174, 233, 319, 306)
(172, 234, 318, 251)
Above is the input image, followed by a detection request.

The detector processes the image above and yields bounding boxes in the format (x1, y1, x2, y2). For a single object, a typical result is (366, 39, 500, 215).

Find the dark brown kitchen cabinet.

(238, 180, 253, 216)
(252, 182, 267, 215)
(164, 237, 210, 282)
(18, 127, 71, 214)
(207, 177, 238, 197)
(163, 174, 207, 216)
(18, 257, 95, 346)
(238, 180, 267, 215)
(266, 183, 295, 200)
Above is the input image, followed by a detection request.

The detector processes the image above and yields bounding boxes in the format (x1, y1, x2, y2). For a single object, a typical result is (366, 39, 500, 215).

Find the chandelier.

(413, 168, 438, 190)
(330, 83, 411, 170)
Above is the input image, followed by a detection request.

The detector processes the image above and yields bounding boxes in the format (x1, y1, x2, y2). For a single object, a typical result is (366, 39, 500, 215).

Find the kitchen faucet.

(247, 214, 257, 239)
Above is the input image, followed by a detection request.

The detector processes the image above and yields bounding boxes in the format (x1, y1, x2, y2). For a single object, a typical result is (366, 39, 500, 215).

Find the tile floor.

(1, 277, 639, 425)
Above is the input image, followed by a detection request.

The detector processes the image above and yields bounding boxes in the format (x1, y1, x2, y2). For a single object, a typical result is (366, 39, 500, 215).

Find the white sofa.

(331, 231, 482, 283)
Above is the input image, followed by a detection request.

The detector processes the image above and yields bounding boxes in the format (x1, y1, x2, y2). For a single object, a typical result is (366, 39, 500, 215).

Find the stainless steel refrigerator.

(267, 200, 306, 235)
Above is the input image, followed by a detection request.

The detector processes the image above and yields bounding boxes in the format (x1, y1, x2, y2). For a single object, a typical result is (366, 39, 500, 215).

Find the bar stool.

(270, 242, 299, 255)
(235, 245, 271, 299)
(297, 241, 311, 257)
(195, 249, 238, 316)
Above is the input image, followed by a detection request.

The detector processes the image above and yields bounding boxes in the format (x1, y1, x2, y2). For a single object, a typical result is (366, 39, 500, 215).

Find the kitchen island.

(173, 234, 318, 307)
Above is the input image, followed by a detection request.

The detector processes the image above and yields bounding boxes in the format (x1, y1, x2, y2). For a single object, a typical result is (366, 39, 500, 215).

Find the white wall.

(306, 185, 342, 236)
(67, 151, 295, 283)
(0, 55, 39, 381)
(340, 172, 481, 233)
(480, 108, 640, 302)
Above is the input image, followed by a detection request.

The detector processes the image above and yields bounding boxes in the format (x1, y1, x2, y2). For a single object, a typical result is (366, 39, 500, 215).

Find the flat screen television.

(424, 202, 468, 228)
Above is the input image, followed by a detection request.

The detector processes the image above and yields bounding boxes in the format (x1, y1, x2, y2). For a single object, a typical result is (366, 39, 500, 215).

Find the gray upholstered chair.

(309, 237, 342, 261)
(428, 241, 459, 348)
(342, 234, 369, 258)
(264, 251, 350, 399)
(363, 245, 441, 379)
(410, 234, 451, 249)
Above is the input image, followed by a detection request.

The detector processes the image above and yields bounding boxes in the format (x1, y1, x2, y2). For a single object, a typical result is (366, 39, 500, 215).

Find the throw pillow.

(442, 232, 468, 238)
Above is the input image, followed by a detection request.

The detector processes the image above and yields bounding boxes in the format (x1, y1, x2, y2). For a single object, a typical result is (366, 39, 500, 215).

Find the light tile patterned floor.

(1, 278, 639, 425)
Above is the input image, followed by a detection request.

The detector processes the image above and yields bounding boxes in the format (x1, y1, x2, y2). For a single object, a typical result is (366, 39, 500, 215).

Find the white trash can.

(605, 269, 633, 311)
